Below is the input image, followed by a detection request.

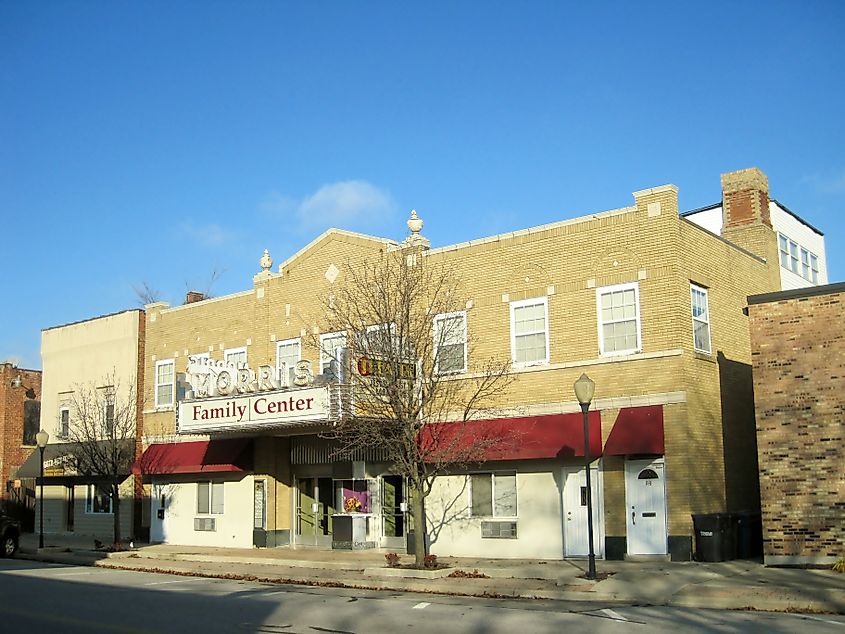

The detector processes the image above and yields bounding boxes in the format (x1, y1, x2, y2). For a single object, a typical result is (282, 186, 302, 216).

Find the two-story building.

(134, 167, 825, 561)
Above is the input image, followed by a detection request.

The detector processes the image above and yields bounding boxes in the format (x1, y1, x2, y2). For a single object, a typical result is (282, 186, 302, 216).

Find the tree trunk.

(112, 484, 121, 546)
(410, 480, 427, 567)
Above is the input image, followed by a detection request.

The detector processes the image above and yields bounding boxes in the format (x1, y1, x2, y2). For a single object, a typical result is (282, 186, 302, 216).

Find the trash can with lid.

(692, 513, 736, 562)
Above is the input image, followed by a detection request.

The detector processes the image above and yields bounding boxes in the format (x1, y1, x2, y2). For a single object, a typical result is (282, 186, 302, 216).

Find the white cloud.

(295, 180, 395, 230)
(180, 222, 232, 247)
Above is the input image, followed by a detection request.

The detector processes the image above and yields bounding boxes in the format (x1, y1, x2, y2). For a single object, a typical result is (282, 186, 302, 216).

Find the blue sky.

(2, 1, 844, 369)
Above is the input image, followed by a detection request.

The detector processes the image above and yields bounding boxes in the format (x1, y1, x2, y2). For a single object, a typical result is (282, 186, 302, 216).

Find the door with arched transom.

(625, 458, 668, 555)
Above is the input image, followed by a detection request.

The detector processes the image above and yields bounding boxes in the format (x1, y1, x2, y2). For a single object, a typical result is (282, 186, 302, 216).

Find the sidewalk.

(16, 533, 845, 614)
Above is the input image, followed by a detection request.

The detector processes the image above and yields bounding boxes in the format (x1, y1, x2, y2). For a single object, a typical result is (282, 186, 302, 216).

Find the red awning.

(132, 438, 253, 475)
(602, 405, 664, 455)
(420, 412, 602, 462)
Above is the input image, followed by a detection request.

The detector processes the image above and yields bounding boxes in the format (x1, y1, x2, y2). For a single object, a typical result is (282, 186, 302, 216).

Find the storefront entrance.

(295, 477, 334, 546)
(562, 464, 604, 558)
(380, 475, 406, 549)
(625, 457, 668, 555)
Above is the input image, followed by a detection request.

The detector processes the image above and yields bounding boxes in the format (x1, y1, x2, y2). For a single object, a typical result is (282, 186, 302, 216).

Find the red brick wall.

(0, 363, 43, 498)
(748, 286, 845, 564)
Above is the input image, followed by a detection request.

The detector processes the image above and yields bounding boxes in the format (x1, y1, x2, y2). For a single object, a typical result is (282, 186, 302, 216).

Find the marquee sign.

(180, 355, 329, 432)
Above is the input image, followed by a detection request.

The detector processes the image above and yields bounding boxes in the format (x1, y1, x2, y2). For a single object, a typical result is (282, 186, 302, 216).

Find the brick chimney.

(720, 167, 780, 291)
(722, 167, 771, 231)
(185, 291, 207, 304)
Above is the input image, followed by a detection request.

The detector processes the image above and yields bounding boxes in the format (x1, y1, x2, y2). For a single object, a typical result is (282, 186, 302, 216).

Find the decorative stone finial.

(407, 209, 424, 235)
(260, 249, 273, 272)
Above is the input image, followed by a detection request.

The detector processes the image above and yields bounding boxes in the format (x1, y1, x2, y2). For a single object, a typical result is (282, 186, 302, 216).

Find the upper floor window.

(597, 282, 641, 356)
(276, 338, 301, 384)
(434, 311, 467, 374)
(155, 360, 175, 408)
(224, 347, 247, 368)
(23, 400, 40, 446)
(104, 393, 115, 436)
(691, 284, 711, 354)
(779, 233, 819, 284)
(510, 298, 549, 366)
(58, 407, 70, 438)
(319, 332, 346, 377)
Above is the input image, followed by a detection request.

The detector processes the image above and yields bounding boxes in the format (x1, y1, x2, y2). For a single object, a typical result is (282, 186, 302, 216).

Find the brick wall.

(0, 363, 42, 500)
(748, 284, 845, 564)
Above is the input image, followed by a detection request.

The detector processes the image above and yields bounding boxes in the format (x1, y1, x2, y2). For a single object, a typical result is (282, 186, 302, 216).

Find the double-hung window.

(777, 233, 821, 284)
(510, 298, 549, 365)
(155, 360, 175, 408)
(104, 392, 115, 437)
(691, 284, 711, 354)
(86, 484, 112, 514)
(276, 338, 301, 385)
(470, 472, 517, 517)
(434, 312, 467, 374)
(197, 481, 224, 514)
(224, 346, 247, 368)
(319, 332, 347, 378)
(597, 282, 641, 356)
(58, 407, 70, 438)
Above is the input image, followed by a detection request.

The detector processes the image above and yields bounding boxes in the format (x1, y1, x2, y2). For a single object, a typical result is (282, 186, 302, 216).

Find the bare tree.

(66, 374, 136, 546)
(132, 281, 162, 306)
(312, 249, 513, 567)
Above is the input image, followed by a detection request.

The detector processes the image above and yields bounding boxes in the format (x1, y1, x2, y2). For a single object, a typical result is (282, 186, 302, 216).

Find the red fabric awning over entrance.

(132, 438, 253, 475)
(602, 405, 664, 455)
(420, 412, 602, 462)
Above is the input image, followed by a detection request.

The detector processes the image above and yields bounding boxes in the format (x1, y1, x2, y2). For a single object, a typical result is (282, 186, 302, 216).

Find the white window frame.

(469, 472, 518, 518)
(86, 483, 113, 514)
(104, 392, 115, 437)
(690, 284, 712, 355)
(777, 233, 821, 284)
(197, 481, 225, 515)
(319, 332, 347, 376)
(433, 311, 467, 374)
(58, 406, 70, 439)
(155, 359, 175, 409)
(276, 338, 301, 385)
(509, 297, 550, 366)
(596, 282, 642, 357)
(223, 346, 247, 368)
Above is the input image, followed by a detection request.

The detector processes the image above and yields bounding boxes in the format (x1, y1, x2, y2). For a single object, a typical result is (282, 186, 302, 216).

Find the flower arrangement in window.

(344, 497, 362, 513)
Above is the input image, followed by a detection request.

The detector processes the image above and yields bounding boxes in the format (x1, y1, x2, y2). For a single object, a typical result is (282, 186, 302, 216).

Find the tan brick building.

(748, 283, 845, 566)
(136, 167, 824, 560)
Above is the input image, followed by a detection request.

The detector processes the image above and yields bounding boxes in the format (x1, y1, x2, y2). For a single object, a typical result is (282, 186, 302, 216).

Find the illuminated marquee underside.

(178, 386, 332, 433)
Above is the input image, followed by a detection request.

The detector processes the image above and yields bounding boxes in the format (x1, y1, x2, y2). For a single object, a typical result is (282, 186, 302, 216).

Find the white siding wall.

(150, 474, 253, 548)
(36, 479, 135, 541)
(425, 467, 563, 559)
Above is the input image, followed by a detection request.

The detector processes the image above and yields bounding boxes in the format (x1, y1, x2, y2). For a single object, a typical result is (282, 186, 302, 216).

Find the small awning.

(420, 412, 602, 462)
(132, 438, 253, 476)
(16, 440, 134, 478)
(603, 405, 665, 455)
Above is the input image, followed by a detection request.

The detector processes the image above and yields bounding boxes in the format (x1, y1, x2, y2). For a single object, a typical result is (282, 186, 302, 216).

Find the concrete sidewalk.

(15, 533, 845, 614)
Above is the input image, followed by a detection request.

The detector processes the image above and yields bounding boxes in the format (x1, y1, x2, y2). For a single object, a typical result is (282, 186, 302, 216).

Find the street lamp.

(35, 429, 49, 550)
(573, 373, 597, 580)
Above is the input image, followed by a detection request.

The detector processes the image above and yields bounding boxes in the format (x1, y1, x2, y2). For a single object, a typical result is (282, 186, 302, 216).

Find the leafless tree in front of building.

(312, 249, 514, 568)
(65, 374, 136, 546)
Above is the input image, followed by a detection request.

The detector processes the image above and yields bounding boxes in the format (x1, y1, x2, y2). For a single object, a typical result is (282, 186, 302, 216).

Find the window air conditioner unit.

(194, 517, 216, 532)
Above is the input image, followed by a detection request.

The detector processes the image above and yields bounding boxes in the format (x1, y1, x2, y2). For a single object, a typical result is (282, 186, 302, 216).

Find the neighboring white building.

(683, 199, 827, 290)
(24, 309, 144, 542)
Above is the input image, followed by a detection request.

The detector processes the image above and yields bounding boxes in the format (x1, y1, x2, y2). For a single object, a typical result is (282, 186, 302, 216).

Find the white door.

(563, 465, 604, 558)
(625, 458, 668, 555)
(150, 483, 168, 543)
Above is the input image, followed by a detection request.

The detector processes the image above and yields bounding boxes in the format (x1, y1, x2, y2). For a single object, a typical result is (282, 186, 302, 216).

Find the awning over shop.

(420, 412, 602, 462)
(602, 405, 665, 456)
(132, 438, 253, 476)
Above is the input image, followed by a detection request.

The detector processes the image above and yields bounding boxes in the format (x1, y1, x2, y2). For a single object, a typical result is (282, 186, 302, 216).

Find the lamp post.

(573, 373, 596, 580)
(35, 429, 49, 550)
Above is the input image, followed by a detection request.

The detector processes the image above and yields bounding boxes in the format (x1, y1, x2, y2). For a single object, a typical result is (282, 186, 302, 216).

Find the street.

(1, 558, 843, 633)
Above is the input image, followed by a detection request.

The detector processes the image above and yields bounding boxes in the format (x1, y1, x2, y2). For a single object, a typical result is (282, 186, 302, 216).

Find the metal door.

(625, 458, 668, 555)
(562, 465, 604, 558)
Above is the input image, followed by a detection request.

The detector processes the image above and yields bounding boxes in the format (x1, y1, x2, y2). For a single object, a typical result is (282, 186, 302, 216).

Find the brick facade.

(139, 167, 792, 559)
(0, 363, 42, 508)
(748, 283, 845, 565)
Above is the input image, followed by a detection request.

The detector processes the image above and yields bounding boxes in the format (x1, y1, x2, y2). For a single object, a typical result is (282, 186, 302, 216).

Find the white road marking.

(51, 571, 93, 577)
(600, 608, 628, 622)
(412, 602, 431, 610)
(792, 614, 845, 627)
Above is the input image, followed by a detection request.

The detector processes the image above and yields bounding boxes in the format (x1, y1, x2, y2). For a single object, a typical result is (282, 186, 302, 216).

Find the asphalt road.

(1, 558, 843, 633)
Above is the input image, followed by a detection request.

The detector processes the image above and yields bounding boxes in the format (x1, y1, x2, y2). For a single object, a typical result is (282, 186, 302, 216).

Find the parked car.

(1, 512, 21, 557)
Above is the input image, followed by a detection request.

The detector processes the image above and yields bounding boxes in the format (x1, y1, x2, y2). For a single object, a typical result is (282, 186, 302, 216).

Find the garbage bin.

(731, 511, 763, 559)
(692, 513, 736, 562)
